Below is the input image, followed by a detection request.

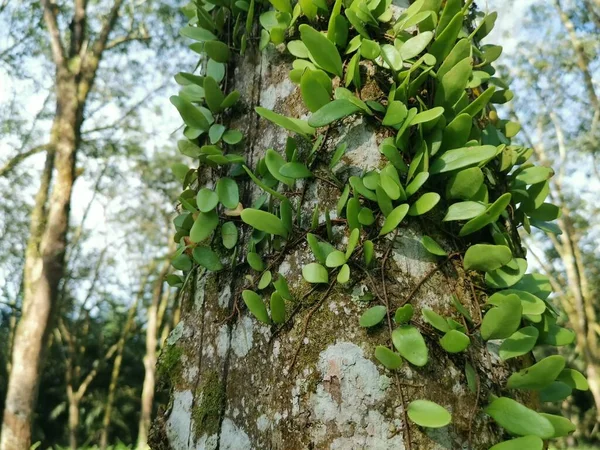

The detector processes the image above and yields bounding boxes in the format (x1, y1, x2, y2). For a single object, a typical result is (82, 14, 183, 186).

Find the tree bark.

(138, 260, 171, 450)
(150, 41, 528, 449)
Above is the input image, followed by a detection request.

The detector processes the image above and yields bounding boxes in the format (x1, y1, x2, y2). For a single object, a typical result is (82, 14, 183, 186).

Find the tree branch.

(105, 27, 150, 51)
(91, 0, 125, 57)
(0, 144, 51, 178)
(40, 0, 67, 68)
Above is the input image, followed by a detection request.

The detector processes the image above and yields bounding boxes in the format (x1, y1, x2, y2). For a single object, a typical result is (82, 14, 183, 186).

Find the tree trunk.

(1, 89, 79, 448)
(149, 35, 531, 448)
(67, 392, 80, 450)
(138, 261, 171, 450)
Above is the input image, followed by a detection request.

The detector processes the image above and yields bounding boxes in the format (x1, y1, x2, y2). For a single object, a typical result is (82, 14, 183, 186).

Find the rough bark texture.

(151, 42, 527, 450)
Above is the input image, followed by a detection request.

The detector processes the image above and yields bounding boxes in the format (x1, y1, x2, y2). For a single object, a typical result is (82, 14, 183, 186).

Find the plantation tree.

(150, 0, 587, 449)
(0, 0, 181, 447)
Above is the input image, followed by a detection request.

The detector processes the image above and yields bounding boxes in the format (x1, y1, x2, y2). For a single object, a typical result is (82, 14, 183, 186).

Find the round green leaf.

(204, 40, 230, 63)
(223, 129, 243, 145)
(258, 270, 272, 290)
(459, 193, 512, 236)
(326, 250, 347, 268)
(410, 107, 444, 126)
(485, 397, 555, 438)
(265, 149, 294, 187)
(440, 330, 470, 353)
(221, 221, 238, 249)
(279, 162, 313, 179)
(242, 290, 270, 324)
(192, 247, 223, 271)
(489, 436, 543, 450)
(446, 167, 484, 200)
(287, 40, 309, 58)
(273, 274, 293, 300)
(302, 263, 329, 283)
(196, 188, 219, 212)
(539, 381, 572, 402)
(407, 400, 451, 428)
(299, 24, 343, 76)
(488, 289, 546, 315)
(392, 325, 428, 367)
(270, 292, 286, 324)
(375, 346, 403, 370)
(172, 253, 192, 271)
(359, 305, 387, 327)
(247, 252, 265, 271)
(507, 355, 565, 390)
(443, 201, 487, 222)
(485, 258, 527, 289)
(430, 145, 498, 174)
(399, 31, 433, 60)
(557, 369, 589, 391)
(216, 177, 239, 209)
(190, 210, 219, 242)
(408, 192, 440, 216)
(464, 244, 512, 272)
(481, 294, 522, 340)
(395, 304, 414, 324)
(499, 326, 538, 361)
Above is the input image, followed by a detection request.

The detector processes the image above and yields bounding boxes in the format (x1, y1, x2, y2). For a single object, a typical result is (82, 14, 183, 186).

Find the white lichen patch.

(307, 342, 402, 449)
(218, 285, 232, 309)
(256, 414, 271, 432)
(259, 76, 295, 111)
(194, 433, 218, 450)
(231, 316, 254, 358)
(219, 417, 253, 450)
(166, 390, 193, 449)
(217, 325, 230, 358)
(338, 118, 382, 174)
(167, 321, 185, 346)
(195, 272, 208, 310)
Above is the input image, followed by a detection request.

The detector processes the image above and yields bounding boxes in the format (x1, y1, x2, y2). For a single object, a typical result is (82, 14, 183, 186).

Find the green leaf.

(540, 325, 576, 346)
(243, 165, 286, 201)
(241, 209, 288, 237)
(405, 172, 429, 197)
(379, 204, 409, 235)
(431, 145, 498, 174)
(557, 369, 589, 391)
(507, 355, 565, 390)
(280, 162, 313, 179)
(190, 210, 219, 242)
(330, 142, 348, 169)
(499, 326, 539, 361)
(446, 167, 483, 200)
(171, 95, 210, 131)
(302, 262, 329, 283)
(288, 40, 309, 58)
(307, 233, 335, 264)
(374, 346, 402, 370)
(430, 12, 463, 62)
(399, 31, 434, 60)
(465, 362, 477, 393)
(299, 24, 343, 76)
(345, 228, 360, 259)
(216, 177, 239, 209)
(203, 76, 225, 113)
(443, 201, 486, 222)
(539, 414, 576, 438)
(255, 106, 315, 136)
(360, 39, 380, 59)
(242, 290, 270, 324)
(326, 250, 346, 268)
(337, 263, 350, 283)
(258, 270, 272, 290)
(180, 26, 217, 41)
(407, 400, 451, 428)
(489, 289, 546, 315)
(442, 113, 473, 151)
(410, 107, 444, 126)
(435, 57, 472, 108)
(247, 252, 265, 271)
(192, 247, 223, 271)
(539, 381, 572, 403)
(459, 193, 512, 236)
(209, 124, 226, 144)
(379, 44, 403, 71)
(196, 188, 219, 212)
(221, 222, 238, 249)
(395, 304, 414, 323)
(204, 40, 230, 63)
(440, 330, 470, 353)
(300, 68, 332, 112)
(489, 437, 543, 450)
(422, 308, 449, 332)
(485, 258, 527, 289)
(392, 325, 428, 367)
(308, 99, 362, 127)
(464, 244, 512, 272)
(461, 85, 496, 117)
(270, 292, 286, 324)
(485, 397, 555, 438)
(382, 101, 408, 127)
(172, 254, 192, 271)
(408, 192, 440, 216)
(359, 305, 387, 327)
(273, 274, 293, 300)
(421, 236, 446, 256)
(481, 294, 522, 340)
(265, 149, 294, 187)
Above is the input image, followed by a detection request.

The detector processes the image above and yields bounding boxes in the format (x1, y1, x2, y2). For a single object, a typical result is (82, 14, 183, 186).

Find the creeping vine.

(166, 0, 586, 447)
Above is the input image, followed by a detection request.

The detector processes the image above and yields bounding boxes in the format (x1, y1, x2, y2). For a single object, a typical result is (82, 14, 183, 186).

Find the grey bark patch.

(231, 316, 254, 358)
(167, 390, 193, 449)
